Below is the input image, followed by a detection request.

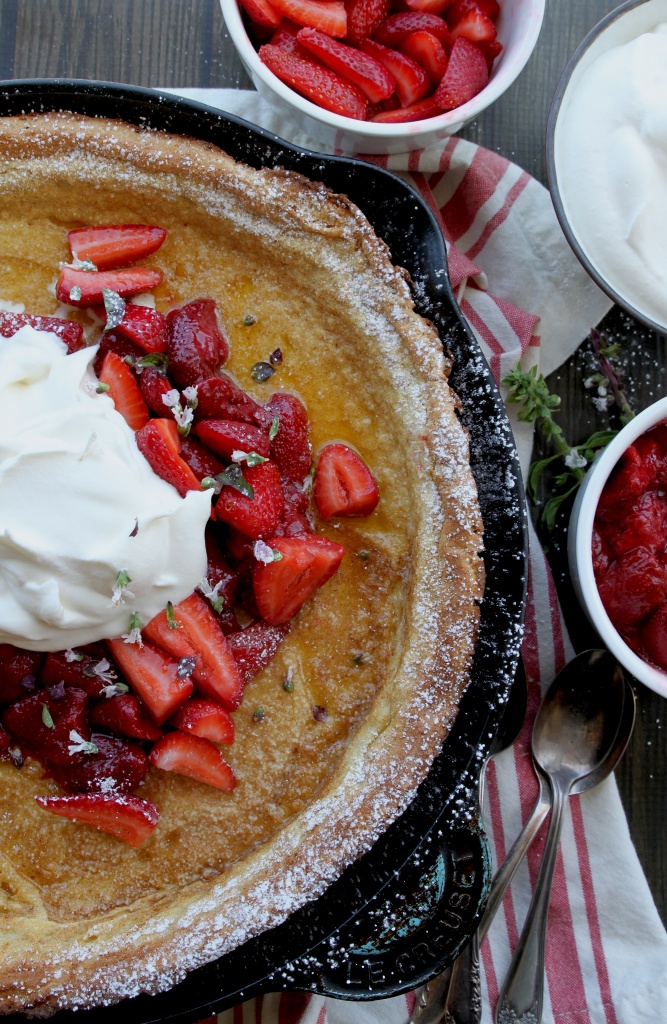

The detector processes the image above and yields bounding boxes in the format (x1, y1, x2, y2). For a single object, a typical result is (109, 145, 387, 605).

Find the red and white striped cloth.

(171, 89, 667, 1024)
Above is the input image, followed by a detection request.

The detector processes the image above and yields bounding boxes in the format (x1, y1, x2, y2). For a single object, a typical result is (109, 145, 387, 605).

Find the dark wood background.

(0, 0, 664, 924)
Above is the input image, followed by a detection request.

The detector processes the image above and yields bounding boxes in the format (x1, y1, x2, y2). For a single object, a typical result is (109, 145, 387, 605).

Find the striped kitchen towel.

(171, 89, 667, 1024)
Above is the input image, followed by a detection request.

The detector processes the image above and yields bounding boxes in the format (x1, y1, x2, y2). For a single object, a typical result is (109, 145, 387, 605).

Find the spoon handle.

(494, 782, 568, 1024)
(478, 774, 550, 945)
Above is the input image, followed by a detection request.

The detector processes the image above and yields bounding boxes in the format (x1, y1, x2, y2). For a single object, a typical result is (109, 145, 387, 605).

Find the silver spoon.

(494, 649, 628, 1024)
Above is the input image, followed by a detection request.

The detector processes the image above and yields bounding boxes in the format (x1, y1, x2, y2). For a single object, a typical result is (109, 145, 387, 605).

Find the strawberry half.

(449, 7, 497, 46)
(135, 418, 204, 497)
(68, 224, 167, 271)
(36, 793, 159, 847)
(194, 374, 271, 427)
(313, 443, 380, 518)
(434, 34, 488, 110)
(265, 392, 312, 482)
(296, 27, 396, 102)
(346, 0, 391, 48)
(56, 266, 162, 308)
(48, 734, 150, 795)
(90, 693, 164, 742)
(150, 731, 236, 792)
(400, 30, 449, 84)
(239, 0, 283, 29)
(169, 699, 235, 745)
(167, 593, 244, 710)
(253, 534, 345, 625)
(193, 419, 271, 461)
(98, 351, 150, 431)
(259, 44, 368, 120)
(105, 639, 193, 725)
(269, 0, 347, 36)
(374, 11, 452, 48)
(215, 460, 284, 540)
(0, 312, 85, 353)
(138, 366, 175, 415)
(166, 299, 230, 388)
(98, 303, 168, 354)
(360, 38, 430, 106)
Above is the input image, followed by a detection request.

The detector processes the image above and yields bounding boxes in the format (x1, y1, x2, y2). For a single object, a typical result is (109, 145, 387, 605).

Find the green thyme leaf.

(41, 704, 55, 729)
(166, 601, 180, 630)
(269, 416, 280, 440)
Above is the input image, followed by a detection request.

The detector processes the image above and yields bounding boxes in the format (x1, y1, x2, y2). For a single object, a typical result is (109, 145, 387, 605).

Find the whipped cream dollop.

(555, 22, 667, 328)
(0, 327, 212, 650)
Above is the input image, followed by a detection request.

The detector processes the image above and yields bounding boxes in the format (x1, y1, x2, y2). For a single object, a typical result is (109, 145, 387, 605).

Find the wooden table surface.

(0, 0, 664, 927)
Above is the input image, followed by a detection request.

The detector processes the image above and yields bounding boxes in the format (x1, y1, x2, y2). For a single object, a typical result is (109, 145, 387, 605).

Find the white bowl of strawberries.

(220, 0, 545, 154)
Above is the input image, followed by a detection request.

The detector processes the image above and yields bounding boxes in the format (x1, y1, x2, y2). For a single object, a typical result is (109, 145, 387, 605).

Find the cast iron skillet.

(0, 81, 528, 1023)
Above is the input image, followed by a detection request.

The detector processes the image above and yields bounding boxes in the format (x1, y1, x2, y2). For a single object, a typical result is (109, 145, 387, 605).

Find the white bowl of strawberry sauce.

(220, 0, 545, 155)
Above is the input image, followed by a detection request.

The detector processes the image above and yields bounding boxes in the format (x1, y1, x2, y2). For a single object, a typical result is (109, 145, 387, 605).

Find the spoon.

(494, 649, 628, 1024)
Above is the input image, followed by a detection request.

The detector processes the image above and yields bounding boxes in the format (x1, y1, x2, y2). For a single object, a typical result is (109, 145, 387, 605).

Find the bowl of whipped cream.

(547, 0, 667, 335)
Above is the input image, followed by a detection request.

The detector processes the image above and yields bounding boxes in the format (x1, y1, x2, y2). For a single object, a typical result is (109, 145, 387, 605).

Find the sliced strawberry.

(0, 312, 85, 353)
(265, 392, 312, 482)
(0, 645, 45, 704)
(449, 7, 496, 45)
(166, 299, 230, 388)
(93, 329, 144, 377)
(168, 593, 244, 710)
(135, 418, 204, 497)
(56, 266, 162, 308)
(105, 639, 193, 725)
(150, 731, 236, 792)
(314, 443, 379, 518)
(39, 645, 111, 699)
(239, 0, 283, 29)
(193, 419, 271, 461)
(296, 27, 396, 102)
(48, 734, 150, 795)
(68, 224, 166, 271)
(360, 38, 430, 105)
(2, 688, 89, 766)
(479, 37, 503, 68)
(179, 436, 226, 482)
(98, 350, 150, 431)
(270, 19, 307, 52)
(269, 0, 347, 36)
(259, 44, 368, 120)
(169, 699, 235, 745)
(100, 304, 168, 354)
(227, 622, 290, 684)
(446, 0, 499, 23)
(36, 793, 159, 847)
(138, 365, 175, 415)
(374, 11, 451, 47)
(346, 0, 391, 48)
(433, 35, 488, 109)
(143, 610, 200, 663)
(215, 460, 284, 540)
(404, 0, 453, 12)
(254, 534, 345, 625)
(194, 374, 271, 427)
(400, 30, 448, 83)
(90, 693, 164, 742)
(371, 94, 442, 121)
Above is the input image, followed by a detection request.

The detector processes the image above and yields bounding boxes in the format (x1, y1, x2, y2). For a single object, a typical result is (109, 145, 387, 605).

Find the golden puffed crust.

(0, 112, 484, 1015)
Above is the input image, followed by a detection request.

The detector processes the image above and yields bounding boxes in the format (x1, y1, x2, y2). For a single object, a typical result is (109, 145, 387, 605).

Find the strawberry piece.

(227, 622, 290, 684)
(68, 225, 166, 271)
(259, 44, 368, 120)
(56, 266, 162, 308)
(0, 645, 45, 704)
(193, 419, 271, 461)
(143, 611, 200, 664)
(203, 528, 241, 612)
(39, 645, 110, 699)
(346, 0, 391, 48)
(400, 30, 448, 83)
(215, 460, 284, 540)
(296, 27, 396, 102)
(374, 11, 451, 48)
(0, 312, 85, 353)
(194, 374, 271, 427)
(270, 19, 307, 52)
(314, 443, 380, 517)
(2, 688, 89, 766)
(446, 0, 499, 23)
(253, 534, 345, 625)
(169, 699, 235, 745)
(36, 793, 159, 847)
(93, 329, 144, 377)
(105, 639, 193, 725)
(640, 604, 667, 671)
(138, 365, 174, 415)
(360, 38, 430, 106)
(282, 476, 310, 514)
(404, 0, 453, 12)
(479, 37, 503, 68)
(150, 731, 236, 792)
(166, 299, 230, 388)
(98, 350, 150, 431)
(269, 0, 347, 36)
(179, 436, 226, 481)
(265, 392, 312, 482)
(371, 94, 442, 121)
(239, 0, 283, 29)
(449, 7, 496, 45)
(90, 694, 164, 742)
(135, 418, 204, 497)
(101, 304, 168, 354)
(276, 502, 311, 537)
(168, 593, 244, 710)
(48, 734, 150, 795)
(433, 35, 488, 109)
